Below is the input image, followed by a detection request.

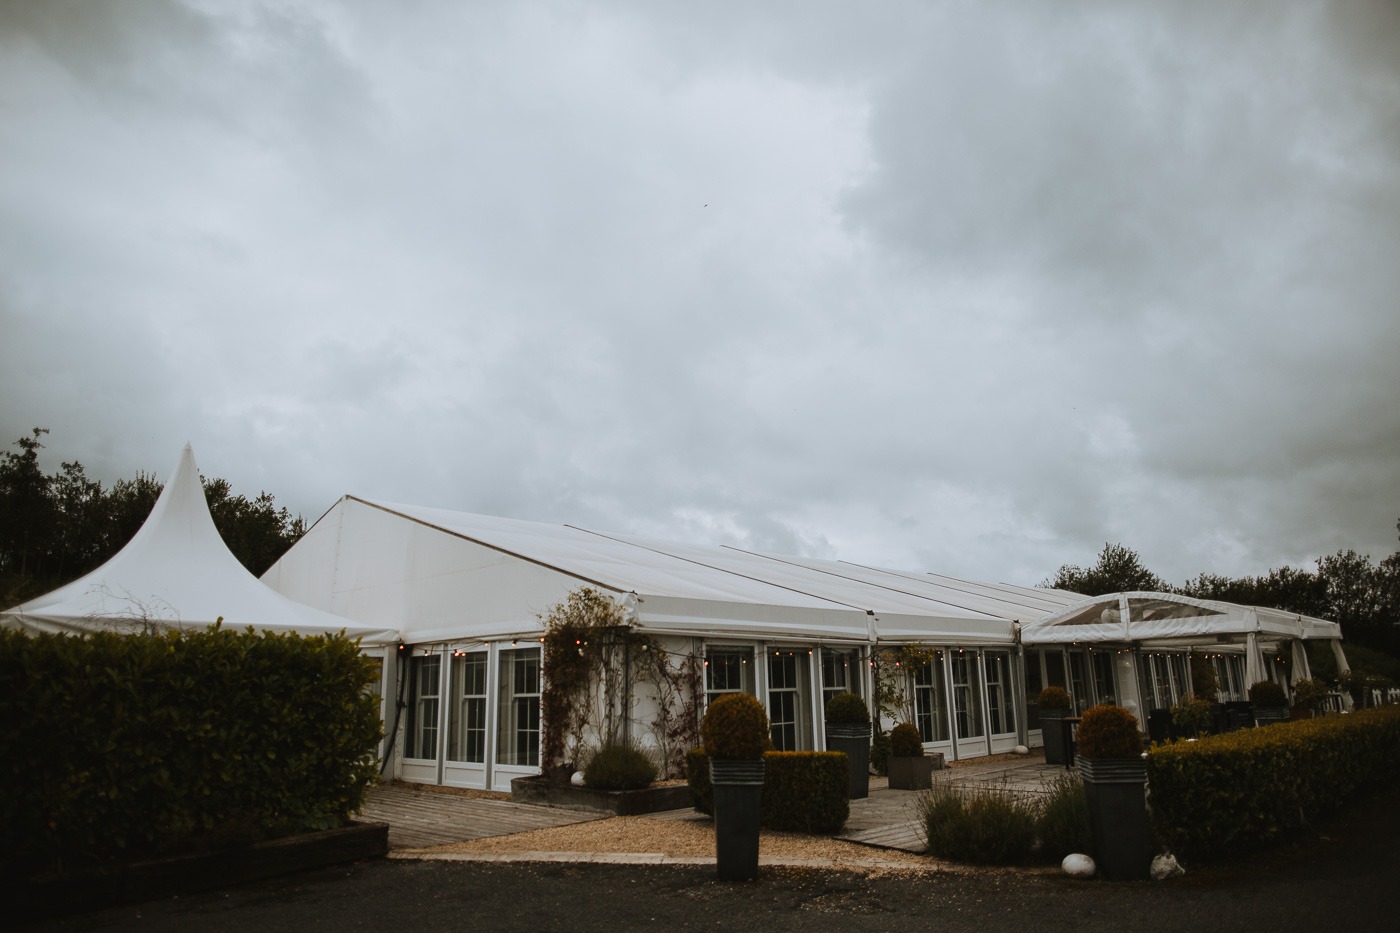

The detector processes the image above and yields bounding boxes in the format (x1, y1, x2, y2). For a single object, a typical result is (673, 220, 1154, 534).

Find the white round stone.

(1062, 853, 1096, 878)
(570, 771, 585, 786)
(1012, 745, 1030, 755)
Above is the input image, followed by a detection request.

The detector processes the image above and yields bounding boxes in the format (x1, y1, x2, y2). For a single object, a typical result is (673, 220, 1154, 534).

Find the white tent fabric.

(263, 496, 1085, 647)
(1020, 591, 1342, 646)
(0, 446, 397, 646)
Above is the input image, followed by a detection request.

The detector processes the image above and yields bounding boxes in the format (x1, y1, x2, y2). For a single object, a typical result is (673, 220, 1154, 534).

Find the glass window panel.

(1023, 649, 1044, 729)
(705, 647, 754, 706)
(496, 648, 540, 767)
(914, 652, 949, 743)
(767, 649, 811, 751)
(951, 651, 984, 739)
(406, 655, 441, 760)
(985, 650, 1013, 735)
(448, 652, 488, 764)
(1091, 650, 1115, 705)
(820, 647, 861, 711)
(1068, 650, 1089, 714)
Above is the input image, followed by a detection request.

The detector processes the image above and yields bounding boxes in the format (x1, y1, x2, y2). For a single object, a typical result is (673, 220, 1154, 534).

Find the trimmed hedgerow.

(686, 749, 849, 834)
(761, 751, 849, 833)
(1147, 705, 1400, 859)
(0, 627, 382, 874)
(686, 747, 714, 815)
(583, 741, 657, 790)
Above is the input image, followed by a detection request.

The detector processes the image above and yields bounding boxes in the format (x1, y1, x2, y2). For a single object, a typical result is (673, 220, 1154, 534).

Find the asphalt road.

(28, 790, 1398, 932)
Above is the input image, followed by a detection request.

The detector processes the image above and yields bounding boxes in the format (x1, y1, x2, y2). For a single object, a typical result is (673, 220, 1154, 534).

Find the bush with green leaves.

(1171, 696, 1213, 736)
(824, 691, 869, 726)
(1036, 686, 1072, 710)
(1248, 680, 1287, 707)
(760, 751, 849, 833)
(685, 749, 848, 834)
(1147, 705, 1400, 858)
(1037, 773, 1092, 861)
(686, 747, 713, 814)
(583, 741, 657, 790)
(0, 627, 382, 874)
(920, 781, 1039, 865)
(889, 722, 923, 757)
(701, 694, 771, 760)
(1289, 678, 1330, 713)
(869, 728, 891, 776)
(1075, 705, 1142, 758)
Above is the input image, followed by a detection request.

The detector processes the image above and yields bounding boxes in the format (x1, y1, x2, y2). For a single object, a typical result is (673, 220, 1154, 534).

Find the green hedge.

(686, 749, 849, 834)
(0, 627, 383, 873)
(761, 751, 849, 833)
(1147, 706, 1400, 858)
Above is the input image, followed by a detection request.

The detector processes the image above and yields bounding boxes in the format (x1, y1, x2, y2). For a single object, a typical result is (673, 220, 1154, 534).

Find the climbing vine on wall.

(871, 644, 942, 727)
(538, 587, 704, 783)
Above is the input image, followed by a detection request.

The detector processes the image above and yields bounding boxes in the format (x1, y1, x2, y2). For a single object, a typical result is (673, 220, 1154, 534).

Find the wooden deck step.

(359, 785, 607, 850)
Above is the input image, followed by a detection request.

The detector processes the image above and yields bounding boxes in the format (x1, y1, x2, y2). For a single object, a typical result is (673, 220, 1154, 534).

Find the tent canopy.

(1, 446, 397, 646)
(1020, 591, 1342, 647)
(264, 496, 1086, 646)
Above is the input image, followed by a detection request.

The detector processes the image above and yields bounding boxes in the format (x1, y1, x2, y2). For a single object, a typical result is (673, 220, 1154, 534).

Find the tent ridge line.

(349, 498, 627, 597)
(563, 525, 874, 615)
(832, 559, 1032, 619)
(728, 548, 1004, 622)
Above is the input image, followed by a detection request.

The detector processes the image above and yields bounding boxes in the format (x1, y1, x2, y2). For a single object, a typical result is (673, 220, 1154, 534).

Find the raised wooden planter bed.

(511, 775, 691, 815)
(10, 820, 389, 922)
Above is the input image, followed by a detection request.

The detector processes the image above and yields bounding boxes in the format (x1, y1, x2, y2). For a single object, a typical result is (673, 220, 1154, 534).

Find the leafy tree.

(1043, 542, 1166, 595)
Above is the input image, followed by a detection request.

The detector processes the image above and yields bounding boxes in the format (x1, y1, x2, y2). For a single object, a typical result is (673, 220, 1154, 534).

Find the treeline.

(1045, 539, 1400, 657)
(0, 429, 305, 608)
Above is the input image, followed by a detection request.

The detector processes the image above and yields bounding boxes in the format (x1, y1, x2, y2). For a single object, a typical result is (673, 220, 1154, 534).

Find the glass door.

(951, 650, 988, 759)
(443, 650, 489, 788)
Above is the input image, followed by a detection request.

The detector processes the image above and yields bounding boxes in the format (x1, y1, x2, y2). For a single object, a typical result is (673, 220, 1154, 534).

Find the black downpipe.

(380, 645, 409, 776)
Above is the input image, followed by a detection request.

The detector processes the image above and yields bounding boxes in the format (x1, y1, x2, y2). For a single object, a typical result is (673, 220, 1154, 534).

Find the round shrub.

(1248, 680, 1287, 707)
(701, 693, 771, 760)
(1290, 678, 1329, 712)
(1171, 696, 1213, 735)
(1037, 686, 1072, 710)
(889, 722, 924, 758)
(583, 741, 658, 790)
(1075, 704, 1142, 759)
(824, 691, 869, 725)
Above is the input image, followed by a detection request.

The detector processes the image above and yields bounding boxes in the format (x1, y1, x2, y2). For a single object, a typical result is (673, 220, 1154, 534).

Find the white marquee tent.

(262, 496, 1085, 646)
(0, 446, 396, 645)
(1021, 591, 1349, 690)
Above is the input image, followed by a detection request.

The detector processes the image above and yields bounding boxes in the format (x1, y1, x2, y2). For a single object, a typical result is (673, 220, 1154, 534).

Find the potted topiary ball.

(1037, 685, 1073, 765)
(1248, 680, 1288, 725)
(1288, 678, 1328, 720)
(1170, 696, 1213, 739)
(701, 693, 771, 881)
(886, 722, 935, 790)
(1076, 704, 1152, 881)
(824, 691, 871, 799)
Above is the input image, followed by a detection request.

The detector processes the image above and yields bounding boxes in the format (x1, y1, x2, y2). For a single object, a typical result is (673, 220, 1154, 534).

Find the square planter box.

(887, 754, 941, 790)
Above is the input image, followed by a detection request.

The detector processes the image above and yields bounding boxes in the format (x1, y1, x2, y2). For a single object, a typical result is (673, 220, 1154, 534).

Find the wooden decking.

(359, 784, 607, 849)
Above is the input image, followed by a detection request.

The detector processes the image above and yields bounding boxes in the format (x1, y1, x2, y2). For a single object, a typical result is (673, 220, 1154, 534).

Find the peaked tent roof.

(0, 446, 397, 646)
(1020, 591, 1342, 646)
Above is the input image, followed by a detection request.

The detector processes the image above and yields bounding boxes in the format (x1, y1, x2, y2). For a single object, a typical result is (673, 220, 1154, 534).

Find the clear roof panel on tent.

(1021, 591, 1340, 646)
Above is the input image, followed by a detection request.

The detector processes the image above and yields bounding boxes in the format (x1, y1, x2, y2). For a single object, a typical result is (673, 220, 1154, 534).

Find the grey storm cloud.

(1, 0, 1397, 588)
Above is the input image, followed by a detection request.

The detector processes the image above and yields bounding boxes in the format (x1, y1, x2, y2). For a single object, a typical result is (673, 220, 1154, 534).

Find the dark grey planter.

(1040, 708, 1069, 764)
(1078, 757, 1152, 881)
(825, 723, 871, 799)
(887, 755, 934, 790)
(710, 758, 764, 881)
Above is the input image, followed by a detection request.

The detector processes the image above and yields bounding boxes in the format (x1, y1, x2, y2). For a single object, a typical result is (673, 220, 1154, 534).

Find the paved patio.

(363, 753, 1066, 855)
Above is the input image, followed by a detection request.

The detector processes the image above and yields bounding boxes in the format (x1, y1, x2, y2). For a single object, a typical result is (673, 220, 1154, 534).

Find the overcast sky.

(2, 1, 1397, 588)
